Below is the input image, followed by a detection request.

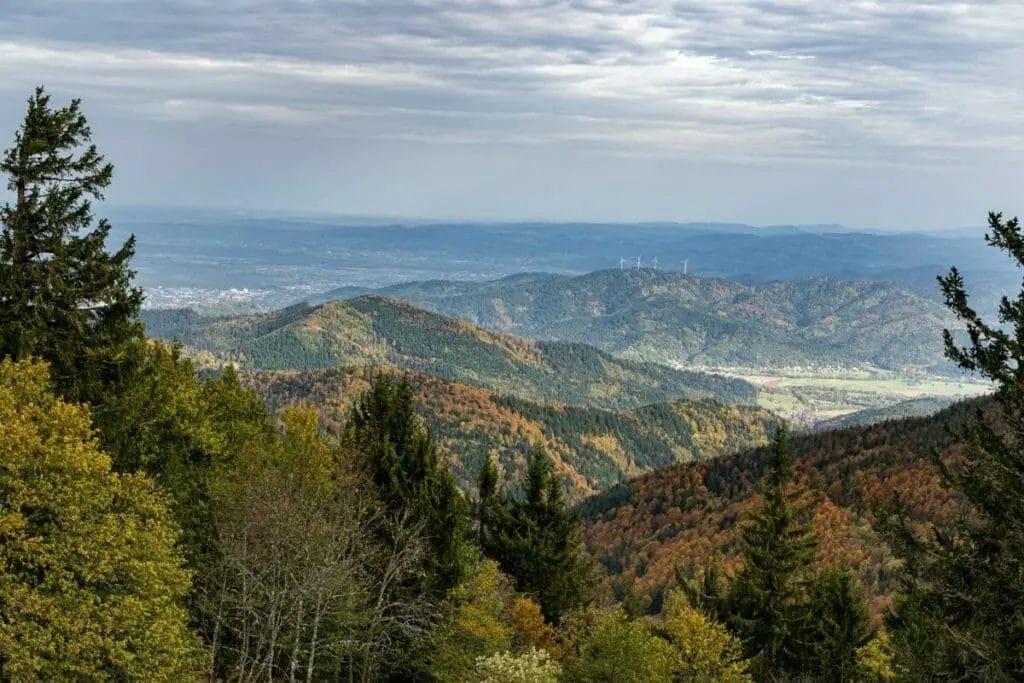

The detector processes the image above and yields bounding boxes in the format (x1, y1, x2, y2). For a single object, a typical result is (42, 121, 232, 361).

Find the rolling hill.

(315, 269, 957, 371)
(141, 295, 755, 411)
(244, 366, 779, 498)
(578, 398, 982, 615)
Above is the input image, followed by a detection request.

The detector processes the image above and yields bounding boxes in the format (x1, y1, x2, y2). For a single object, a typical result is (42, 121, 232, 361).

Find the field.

(711, 368, 992, 425)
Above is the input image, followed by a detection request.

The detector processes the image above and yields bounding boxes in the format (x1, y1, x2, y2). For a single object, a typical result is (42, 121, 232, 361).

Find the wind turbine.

(681, 259, 689, 275)
(619, 257, 626, 271)
(652, 256, 658, 270)
(636, 256, 642, 271)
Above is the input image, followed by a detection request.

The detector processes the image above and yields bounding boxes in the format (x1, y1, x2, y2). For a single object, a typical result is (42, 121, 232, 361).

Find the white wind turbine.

(681, 259, 689, 275)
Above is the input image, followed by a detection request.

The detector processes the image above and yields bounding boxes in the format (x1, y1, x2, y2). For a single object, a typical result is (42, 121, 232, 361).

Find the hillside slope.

(244, 366, 778, 497)
(579, 398, 981, 613)
(142, 296, 755, 410)
(319, 269, 955, 371)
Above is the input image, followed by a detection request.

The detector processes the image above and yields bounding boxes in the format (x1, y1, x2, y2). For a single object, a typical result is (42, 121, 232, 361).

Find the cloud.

(0, 1, 1020, 223)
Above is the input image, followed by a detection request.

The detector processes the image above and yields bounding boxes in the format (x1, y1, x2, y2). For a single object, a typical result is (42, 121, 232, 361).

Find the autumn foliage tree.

(0, 359, 201, 680)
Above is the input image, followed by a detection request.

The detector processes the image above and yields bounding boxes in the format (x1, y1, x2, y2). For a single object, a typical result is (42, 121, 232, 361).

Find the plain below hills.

(141, 294, 755, 411)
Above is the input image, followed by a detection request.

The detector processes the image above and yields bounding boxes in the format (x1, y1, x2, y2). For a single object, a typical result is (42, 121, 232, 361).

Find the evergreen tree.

(726, 426, 817, 675)
(889, 210, 1024, 679)
(804, 568, 872, 681)
(345, 373, 470, 593)
(477, 453, 500, 546)
(0, 87, 143, 403)
(480, 444, 592, 623)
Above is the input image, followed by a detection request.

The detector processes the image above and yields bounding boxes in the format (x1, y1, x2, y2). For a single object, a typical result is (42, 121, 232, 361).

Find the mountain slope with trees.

(579, 397, 979, 616)
(318, 269, 956, 371)
(142, 295, 756, 410)
(245, 366, 778, 497)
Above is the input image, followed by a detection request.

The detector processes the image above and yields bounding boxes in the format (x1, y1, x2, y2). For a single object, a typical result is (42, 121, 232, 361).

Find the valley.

(712, 367, 990, 426)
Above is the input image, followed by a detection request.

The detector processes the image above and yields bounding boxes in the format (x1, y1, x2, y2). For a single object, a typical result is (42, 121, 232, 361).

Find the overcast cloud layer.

(0, 1, 1021, 228)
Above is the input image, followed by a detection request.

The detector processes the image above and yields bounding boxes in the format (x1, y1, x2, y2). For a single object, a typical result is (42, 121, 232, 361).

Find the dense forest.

(143, 295, 757, 410)
(4, 89, 1024, 681)
(245, 366, 778, 496)
(315, 268, 956, 371)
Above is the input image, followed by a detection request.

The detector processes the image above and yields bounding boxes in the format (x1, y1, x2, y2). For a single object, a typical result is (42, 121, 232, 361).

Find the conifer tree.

(480, 444, 591, 622)
(804, 568, 872, 681)
(345, 373, 470, 593)
(727, 426, 817, 675)
(889, 210, 1024, 679)
(0, 87, 143, 403)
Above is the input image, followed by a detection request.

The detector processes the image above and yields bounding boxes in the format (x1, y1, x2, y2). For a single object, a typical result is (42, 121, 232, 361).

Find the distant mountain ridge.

(141, 295, 755, 410)
(245, 366, 778, 497)
(312, 269, 956, 371)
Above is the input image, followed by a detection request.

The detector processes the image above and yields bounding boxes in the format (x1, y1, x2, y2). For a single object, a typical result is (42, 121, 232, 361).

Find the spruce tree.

(804, 568, 871, 682)
(889, 210, 1024, 679)
(0, 87, 143, 403)
(480, 444, 591, 622)
(345, 373, 470, 593)
(727, 426, 817, 675)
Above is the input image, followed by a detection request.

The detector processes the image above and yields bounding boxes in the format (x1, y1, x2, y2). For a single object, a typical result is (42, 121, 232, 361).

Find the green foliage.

(804, 568, 872, 681)
(345, 373, 471, 593)
(888, 210, 1024, 680)
(561, 609, 677, 683)
(0, 359, 202, 680)
(0, 87, 143, 404)
(725, 427, 817, 674)
(428, 560, 516, 681)
(481, 444, 593, 622)
(855, 632, 896, 682)
(474, 648, 561, 683)
(206, 404, 434, 681)
(658, 591, 751, 682)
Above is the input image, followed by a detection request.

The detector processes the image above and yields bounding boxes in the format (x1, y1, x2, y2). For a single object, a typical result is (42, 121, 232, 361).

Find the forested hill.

(141, 295, 756, 410)
(244, 366, 778, 497)
(579, 397, 984, 614)
(315, 268, 955, 371)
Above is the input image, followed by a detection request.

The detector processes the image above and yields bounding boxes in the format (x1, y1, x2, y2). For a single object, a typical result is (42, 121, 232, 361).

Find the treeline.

(5, 89, 1024, 681)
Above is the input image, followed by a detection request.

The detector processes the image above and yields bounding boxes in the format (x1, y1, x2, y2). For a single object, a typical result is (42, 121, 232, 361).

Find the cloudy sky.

(1, 1, 1021, 228)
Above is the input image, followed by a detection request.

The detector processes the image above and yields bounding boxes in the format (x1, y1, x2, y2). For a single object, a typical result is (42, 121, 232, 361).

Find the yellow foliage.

(0, 359, 204, 680)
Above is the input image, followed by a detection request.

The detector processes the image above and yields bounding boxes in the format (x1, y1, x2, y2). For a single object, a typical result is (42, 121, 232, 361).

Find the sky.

(0, 1, 1021, 229)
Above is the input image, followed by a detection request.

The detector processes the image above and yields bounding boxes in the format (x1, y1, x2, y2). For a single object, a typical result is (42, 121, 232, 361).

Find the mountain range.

(141, 295, 754, 411)
(312, 269, 957, 371)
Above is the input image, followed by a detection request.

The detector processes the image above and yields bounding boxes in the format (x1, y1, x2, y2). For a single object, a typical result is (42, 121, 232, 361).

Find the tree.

(480, 444, 592, 622)
(0, 87, 142, 404)
(803, 568, 871, 681)
(474, 648, 561, 683)
(345, 374, 471, 594)
(207, 405, 432, 682)
(658, 591, 750, 682)
(724, 426, 817, 675)
(888, 210, 1024, 679)
(427, 560, 516, 681)
(0, 359, 201, 680)
(561, 609, 676, 683)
